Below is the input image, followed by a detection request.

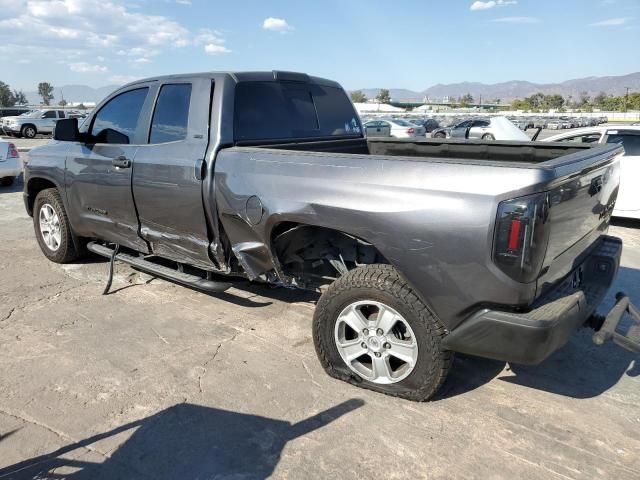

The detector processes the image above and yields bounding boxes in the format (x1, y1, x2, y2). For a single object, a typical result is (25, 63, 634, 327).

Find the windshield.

(20, 110, 41, 117)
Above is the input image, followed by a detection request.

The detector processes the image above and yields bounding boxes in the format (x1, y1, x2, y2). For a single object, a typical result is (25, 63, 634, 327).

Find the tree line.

(350, 88, 640, 112)
(0, 80, 57, 107)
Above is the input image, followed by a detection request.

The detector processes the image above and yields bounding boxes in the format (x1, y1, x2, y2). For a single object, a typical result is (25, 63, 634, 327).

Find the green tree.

(460, 93, 474, 106)
(578, 91, 590, 108)
(77, 103, 86, 110)
(38, 82, 54, 105)
(58, 99, 68, 107)
(0, 81, 14, 106)
(376, 89, 391, 104)
(12, 89, 27, 105)
(525, 92, 545, 109)
(593, 91, 607, 109)
(543, 94, 564, 110)
(350, 90, 367, 103)
(511, 98, 530, 111)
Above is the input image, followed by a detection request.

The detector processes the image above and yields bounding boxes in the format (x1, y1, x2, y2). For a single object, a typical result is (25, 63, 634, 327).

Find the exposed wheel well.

(25, 178, 57, 216)
(271, 222, 388, 288)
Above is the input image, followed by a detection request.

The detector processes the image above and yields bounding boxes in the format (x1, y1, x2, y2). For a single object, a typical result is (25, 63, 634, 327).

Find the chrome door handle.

(112, 156, 131, 168)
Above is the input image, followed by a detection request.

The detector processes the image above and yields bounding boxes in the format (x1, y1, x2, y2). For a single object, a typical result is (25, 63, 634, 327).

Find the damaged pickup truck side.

(24, 71, 640, 401)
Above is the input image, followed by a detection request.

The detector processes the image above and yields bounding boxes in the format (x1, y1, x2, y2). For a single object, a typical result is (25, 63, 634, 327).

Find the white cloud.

(195, 28, 231, 55)
(0, 0, 232, 71)
(263, 17, 293, 32)
(589, 17, 632, 26)
(69, 62, 108, 73)
(204, 43, 231, 54)
(491, 16, 540, 23)
(176, 0, 191, 4)
(470, 0, 516, 11)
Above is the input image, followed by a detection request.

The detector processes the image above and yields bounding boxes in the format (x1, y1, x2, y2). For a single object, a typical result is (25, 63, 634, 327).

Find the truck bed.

(215, 138, 622, 329)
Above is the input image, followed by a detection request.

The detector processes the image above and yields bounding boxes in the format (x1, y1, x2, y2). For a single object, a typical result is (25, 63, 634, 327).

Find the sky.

(0, 0, 639, 92)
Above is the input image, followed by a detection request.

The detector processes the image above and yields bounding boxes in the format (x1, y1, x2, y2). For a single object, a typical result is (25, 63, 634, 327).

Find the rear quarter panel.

(214, 147, 554, 329)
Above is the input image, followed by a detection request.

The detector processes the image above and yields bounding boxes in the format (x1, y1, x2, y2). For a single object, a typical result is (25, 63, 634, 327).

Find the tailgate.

(536, 143, 622, 295)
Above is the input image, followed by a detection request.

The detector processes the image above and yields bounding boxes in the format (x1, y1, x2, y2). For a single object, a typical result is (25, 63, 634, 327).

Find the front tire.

(433, 132, 446, 139)
(21, 125, 36, 139)
(313, 264, 452, 401)
(0, 176, 15, 186)
(482, 133, 495, 140)
(33, 188, 83, 263)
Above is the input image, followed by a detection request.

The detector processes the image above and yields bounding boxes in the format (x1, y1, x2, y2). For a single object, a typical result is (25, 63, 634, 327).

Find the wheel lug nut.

(384, 343, 391, 349)
(362, 328, 369, 336)
(361, 342, 367, 349)
(374, 352, 381, 357)
(376, 328, 383, 336)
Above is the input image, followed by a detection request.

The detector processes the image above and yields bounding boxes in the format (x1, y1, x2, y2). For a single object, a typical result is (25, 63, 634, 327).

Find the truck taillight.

(8, 143, 19, 158)
(407, 128, 414, 134)
(493, 192, 550, 283)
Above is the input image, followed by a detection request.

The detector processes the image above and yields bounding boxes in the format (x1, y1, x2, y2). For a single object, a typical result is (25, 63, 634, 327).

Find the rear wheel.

(313, 264, 452, 401)
(482, 133, 495, 141)
(21, 125, 36, 139)
(0, 176, 15, 186)
(33, 188, 83, 263)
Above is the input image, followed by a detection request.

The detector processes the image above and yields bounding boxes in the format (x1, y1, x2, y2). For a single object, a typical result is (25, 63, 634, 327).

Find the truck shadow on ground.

(0, 399, 364, 480)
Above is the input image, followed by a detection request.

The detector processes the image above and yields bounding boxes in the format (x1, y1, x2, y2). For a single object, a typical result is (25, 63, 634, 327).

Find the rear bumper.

(0, 157, 23, 178)
(442, 236, 622, 364)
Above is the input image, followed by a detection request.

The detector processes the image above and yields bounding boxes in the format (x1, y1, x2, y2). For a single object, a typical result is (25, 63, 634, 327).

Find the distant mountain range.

(357, 72, 640, 103)
(20, 72, 640, 105)
(24, 85, 119, 105)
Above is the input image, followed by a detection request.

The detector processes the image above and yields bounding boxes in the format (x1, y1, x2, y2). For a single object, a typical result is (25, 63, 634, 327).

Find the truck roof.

(119, 71, 342, 90)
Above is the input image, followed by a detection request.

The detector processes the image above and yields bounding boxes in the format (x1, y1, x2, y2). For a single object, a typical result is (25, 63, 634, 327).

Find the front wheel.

(482, 133, 495, 140)
(432, 132, 446, 139)
(21, 125, 37, 139)
(33, 188, 83, 263)
(313, 264, 452, 401)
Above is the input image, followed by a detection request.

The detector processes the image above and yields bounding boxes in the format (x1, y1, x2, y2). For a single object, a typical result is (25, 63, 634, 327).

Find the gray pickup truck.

(23, 71, 639, 401)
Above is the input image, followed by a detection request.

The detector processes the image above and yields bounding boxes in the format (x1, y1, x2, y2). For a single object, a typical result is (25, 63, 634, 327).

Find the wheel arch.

(269, 221, 390, 288)
(25, 176, 60, 216)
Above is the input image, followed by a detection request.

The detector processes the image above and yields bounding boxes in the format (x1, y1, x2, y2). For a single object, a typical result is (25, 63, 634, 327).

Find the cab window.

(149, 84, 192, 144)
(90, 88, 149, 144)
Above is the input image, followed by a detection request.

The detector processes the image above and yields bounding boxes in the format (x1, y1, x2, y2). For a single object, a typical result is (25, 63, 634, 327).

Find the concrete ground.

(0, 173, 639, 479)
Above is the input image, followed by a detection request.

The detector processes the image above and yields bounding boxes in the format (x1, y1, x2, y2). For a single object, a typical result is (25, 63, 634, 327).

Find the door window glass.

(91, 88, 149, 144)
(606, 134, 640, 155)
(149, 84, 192, 144)
(42, 111, 56, 118)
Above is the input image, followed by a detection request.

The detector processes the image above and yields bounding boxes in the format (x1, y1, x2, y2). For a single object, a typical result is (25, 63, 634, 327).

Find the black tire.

(0, 176, 15, 186)
(21, 124, 36, 139)
(33, 188, 83, 263)
(433, 132, 446, 139)
(482, 133, 495, 141)
(313, 264, 452, 401)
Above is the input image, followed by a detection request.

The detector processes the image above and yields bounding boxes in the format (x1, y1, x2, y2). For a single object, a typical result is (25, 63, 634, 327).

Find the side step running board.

(593, 292, 640, 353)
(87, 242, 232, 294)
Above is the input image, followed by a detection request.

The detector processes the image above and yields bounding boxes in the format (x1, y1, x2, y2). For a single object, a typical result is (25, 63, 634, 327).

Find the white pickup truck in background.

(1, 109, 66, 139)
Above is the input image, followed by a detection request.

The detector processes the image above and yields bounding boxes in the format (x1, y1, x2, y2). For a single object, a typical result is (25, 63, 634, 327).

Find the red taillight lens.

(507, 219, 522, 251)
(407, 128, 414, 134)
(8, 143, 19, 158)
(493, 193, 551, 282)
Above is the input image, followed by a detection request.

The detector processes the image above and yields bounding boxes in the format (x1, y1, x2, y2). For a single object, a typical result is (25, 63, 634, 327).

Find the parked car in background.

(362, 119, 391, 137)
(1, 109, 66, 138)
(432, 117, 529, 141)
(0, 139, 22, 186)
(546, 119, 564, 130)
(0, 107, 30, 119)
(379, 118, 426, 138)
(410, 118, 440, 134)
(542, 125, 640, 219)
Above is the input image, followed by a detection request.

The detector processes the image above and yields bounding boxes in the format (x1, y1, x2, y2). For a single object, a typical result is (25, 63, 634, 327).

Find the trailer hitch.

(592, 292, 640, 354)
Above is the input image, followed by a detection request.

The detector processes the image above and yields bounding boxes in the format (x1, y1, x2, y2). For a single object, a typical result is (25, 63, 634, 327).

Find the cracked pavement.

(1, 174, 640, 479)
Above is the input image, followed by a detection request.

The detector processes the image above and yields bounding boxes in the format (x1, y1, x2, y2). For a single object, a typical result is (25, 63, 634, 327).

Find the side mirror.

(53, 118, 80, 142)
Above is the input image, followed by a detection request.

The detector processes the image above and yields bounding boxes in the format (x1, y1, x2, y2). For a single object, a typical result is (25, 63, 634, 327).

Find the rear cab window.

(234, 81, 362, 143)
(149, 83, 192, 144)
